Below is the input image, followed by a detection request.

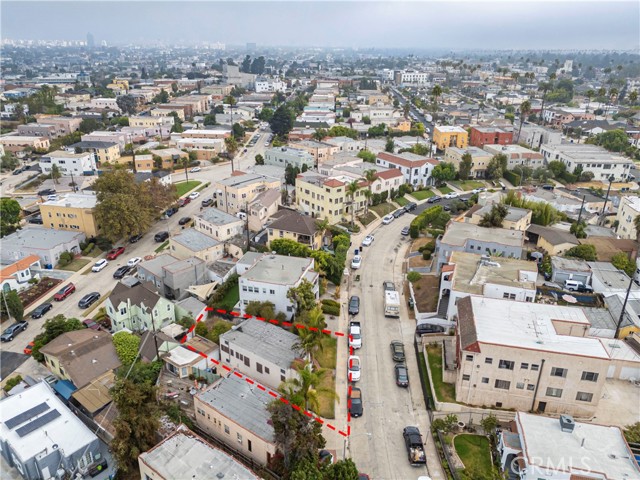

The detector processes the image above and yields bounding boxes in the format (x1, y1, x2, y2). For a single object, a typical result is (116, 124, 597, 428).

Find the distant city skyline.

(2, 1, 639, 51)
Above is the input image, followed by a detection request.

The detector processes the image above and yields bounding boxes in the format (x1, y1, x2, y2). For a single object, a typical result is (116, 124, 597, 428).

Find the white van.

(564, 280, 583, 291)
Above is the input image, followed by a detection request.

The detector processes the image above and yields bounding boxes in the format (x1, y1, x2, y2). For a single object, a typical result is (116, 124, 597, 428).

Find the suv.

(392, 209, 404, 218)
(154, 231, 169, 242)
(383, 281, 395, 291)
(404, 202, 417, 212)
(1, 321, 28, 342)
(113, 265, 133, 279)
(348, 296, 360, 316)
(78, 292, 101, 309)
(201, 198, 213, 207)
(416, 323, 446, 336)
(54, 283, 76, 301)
(31, 302, 53, 319)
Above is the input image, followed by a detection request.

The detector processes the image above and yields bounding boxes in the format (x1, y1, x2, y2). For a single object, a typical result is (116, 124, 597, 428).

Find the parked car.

(201, 198, 213, 207)
(351, 255, 362, 269)
(392, 209, 404, 218)
(190, 167, 201, 173)
(27, 215, 43, 224)
(178, 217, 192, 226)
(38, 188, 56, 197)
(382, 214, 394, 225)
(443, 192, 458, 199)
(106, 246, 125, 260)
(78, 292, 101, 309)
(401, 226, 410, 236)
(416, 322, 446, 336)
(348, 295, 360, 316)
(127, 257, 142, 267)
(349, 387, 363, 417)
(427, 195, 442, 203)
(129, 234, 143, 243)
(1, 321, 28, 342)
(443, 205, 451, 212)
(31, 302, 53, 319)
(82, 319, 101, 330)
(178, 197, 191, 207)
(154, 231, 169, 242)
(113, 265, 133, 279)
(348, 356, 361, 382)
(395, 363, 409, 387)
(24, 341, 35, 355)
(383, 280, 395, 291)
(577, 284, 594, 293)
(188, 191, 200, 200)
(92, 259, 109, 272)
(46, 194, 58, 201)
(361, 235, 374, 247)
(164, 207, 178, 217)
(404, 202, 418, 212)
(54, 283, 76, 301)
(390, 341, 406, 362)
(12, 167, 24, 175)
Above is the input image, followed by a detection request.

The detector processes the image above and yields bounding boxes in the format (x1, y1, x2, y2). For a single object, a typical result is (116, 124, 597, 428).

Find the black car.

(129, 234, 143, 243)
(392, 209, 404, 218)
(395, 363, 409, 387)
(178, 217, 192, 225)
(165, 207, 177, 217)
(390, 341, 406, 362)
(348, 296, 360, 316)
(38, 188, 56, 196)
(427, 196, 442, 203)
(443, 205, 451, 212)
(1, 321, 28, 342)
(113, 265, 133, 279)
(416, 323, 446, 336)
(404, 202, 418, 212)
(31, 302, 53, 319)
(201, 198, 213, 207)
(154, 231, 169, 242)
(28, 215, 43, 225)
(12, 167, 23, 175)
(349, 387, 363, 418)
(78, 292, 101, 309)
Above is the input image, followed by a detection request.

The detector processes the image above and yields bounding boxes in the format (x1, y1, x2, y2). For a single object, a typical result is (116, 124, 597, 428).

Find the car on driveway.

(427, 196, 442, 203)
(348, 296, 360, 316)
(383, 280, 395, 291)
(129, 234, 143, 243)
(127, 257, 142, 267)
(178, 217, 192, 226)
(401, 226, 410, 236)
(190, 167, 201, 173)
(154, 231, 169, 242)
(78, 292, 101, 309)
(348, 356, 361, 382)
(54, 283, 76, 301)
(31, 302, 53, 319)
(349, 387, 363, 417)
(188, 191, 200, 200)
(416, 322, 446, 335)
(92, 259, 109, 272)
(382, 214, 394, 225)
(113, 265, 133, 279)
(1, 321, 28, 342)
(361, 235, 374, 247)
(390, 341, 406, 362)
(106, 246, 125, 260)
(395, 363, 409, 387)
(351, 255, 362, 269)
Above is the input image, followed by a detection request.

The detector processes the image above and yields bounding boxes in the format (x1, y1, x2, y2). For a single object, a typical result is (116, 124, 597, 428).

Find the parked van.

(564, 280, 583, 291)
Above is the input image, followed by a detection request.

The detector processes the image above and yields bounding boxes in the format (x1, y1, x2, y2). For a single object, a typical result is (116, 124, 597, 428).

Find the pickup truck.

(403, 426, 427, 466)
(349, 322, 362, 350)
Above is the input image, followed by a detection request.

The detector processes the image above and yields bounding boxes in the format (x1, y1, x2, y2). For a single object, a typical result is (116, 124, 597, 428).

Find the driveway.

(0, 351, 28, 381)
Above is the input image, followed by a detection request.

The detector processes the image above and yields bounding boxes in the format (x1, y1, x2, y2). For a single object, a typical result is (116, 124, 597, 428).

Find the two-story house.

(194, 208, 245, 241)
(376, 152, 437, 187)
(267, 208, 322, 250)
(105, 280, 176, 332)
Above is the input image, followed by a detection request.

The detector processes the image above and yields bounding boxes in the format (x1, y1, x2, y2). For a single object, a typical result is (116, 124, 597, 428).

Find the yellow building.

(39, 193, 100, 237)
(213, 173, 281, 215)
(391, 119, 412, 132)
(135, 154, 155, 172)
(129, 115, 174, 129)
(67, 141, 121, 164)
(433, 125, 469, 151)
(107, 79, 129, 95)
(267, 209, 323, 250)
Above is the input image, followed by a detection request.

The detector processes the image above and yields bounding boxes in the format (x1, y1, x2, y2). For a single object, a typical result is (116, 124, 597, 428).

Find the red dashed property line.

(175, 306, 350, 437)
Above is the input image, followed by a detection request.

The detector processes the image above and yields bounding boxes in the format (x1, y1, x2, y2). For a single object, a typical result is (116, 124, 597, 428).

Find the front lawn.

(155, 240, 169, 253)
(214, 283, 239, 312)
(454, 434, 494, 477)
(450, 180, 485, 191)
(409, 189, 435, 200)
(58, 258, 90, 272)
(175, 180, 202, 197)
(315, 336, 337, 369)
(371, 202, 396, 217)
(437, 186, 453, 195)
(395, 196, 409, 206)
(357, 211, 377, 226)
(426, 345, 456, 403)
(316, 371, 336, 419)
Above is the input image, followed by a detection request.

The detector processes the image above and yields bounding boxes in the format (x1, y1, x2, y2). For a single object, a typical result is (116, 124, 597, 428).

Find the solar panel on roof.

(4, 402, 49, 430)
(15, 409, 61, 438)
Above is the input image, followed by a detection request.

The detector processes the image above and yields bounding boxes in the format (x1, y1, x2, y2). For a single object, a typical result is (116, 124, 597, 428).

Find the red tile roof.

(375, 169, 404, 180)
(323, 178, 345, 188)
(0, 255, 40, 280)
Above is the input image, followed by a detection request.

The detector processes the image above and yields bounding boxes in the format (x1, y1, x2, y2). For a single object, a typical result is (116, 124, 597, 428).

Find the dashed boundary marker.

(179, 307, 350, 438)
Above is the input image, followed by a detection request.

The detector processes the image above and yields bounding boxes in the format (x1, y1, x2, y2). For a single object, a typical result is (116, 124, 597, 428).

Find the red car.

(82, 319, 101, 330)
(178, 197, 191, 207)
(54, 283, 76, 301)
(106, 246, 125, 260)
(24, 341, 34, 355)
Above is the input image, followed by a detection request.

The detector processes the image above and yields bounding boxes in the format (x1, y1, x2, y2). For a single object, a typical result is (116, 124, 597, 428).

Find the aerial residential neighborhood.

(0, 1, 639, 480)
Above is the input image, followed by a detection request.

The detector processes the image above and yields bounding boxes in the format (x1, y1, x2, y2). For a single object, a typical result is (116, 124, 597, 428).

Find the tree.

(586, 129, 631, 153)
(570, 221, 587, 239)
(269, 104, 295, 137)
(612, 252, 636, 277)
(431, 84, 442, 120)
(245, 301, 277, 320)
(547, 160, 567, 178)
(384, 137, 395, 153)
(585, 89, 595, 112)
(363, 169, 378, 214)
(295, 307, 328, 362)
(257, 107, 274, 122)
(565, 244, 597, 262)
(250, 56, 266, 75)
(287, 279, 317, 315)
(362, 115, 371, 125)
(431, 162, 456, 184)
(312, 128, 328, 142)
(203, 113, 217, 125)
(479, 204, 508, 228)
(357, 150, 375, 163)
(241, 55, 252, 73)
(224, 136, 238, 171)
(458, 153, 473, 180)
(31, 315, 84, 362)
(282, 361, 337, 415)
(517, 100, 531, 141)
(367, 123, 386, 137)
(232, 122, 245, 140)
(255, 153, 265, 165)
(538, 81, 553, 124)
(79, 118, 103, 134)
(0, 152, 20, 172)
(0, 198, 22, 238)
(285, 164, 300, 186)
(486, 153, 508, 180)
(169, 111, 183, 133)
(152, 88, 169, 103)
(206, 320, 233, 344)
(345, 180, 361, 226)
(116, 94, 137, 115)
(113, 331, 140, 366)
(624, 422, 640, 444)
(50, 164, 62, 184)
(0, 290, 24, 322)
(480, 413, 499, 437)
(629, 90, 639, 105)
(327, 125, 357, 139)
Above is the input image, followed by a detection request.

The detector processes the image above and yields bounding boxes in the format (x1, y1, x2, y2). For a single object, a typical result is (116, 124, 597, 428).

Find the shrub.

(407, 271, 422, 283)
(321, 299, 340, 308)
(95, 236, 113, 251)
(3, 375, 23, 392)
(57, 251, 73, 267)
(422, 251, 432, 260)
(321, 303, 341, 316)
(82, 242, 95, 255)
(504, 169, 521, 187)
(195, 322, 208, 336)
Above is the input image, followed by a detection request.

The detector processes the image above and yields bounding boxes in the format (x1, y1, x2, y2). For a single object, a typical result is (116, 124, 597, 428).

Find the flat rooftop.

(241, 253, 313, 286)
(171, 229, 220, 251)
(545, 144, 632, 164)
(473, 204, 529, 223)
(41, 193, 97, 209)
(42, 149, 90, 159)
(216, 173, 269, 188)
(450, 252, 537, 295)
(441, 222, 524, 248)
(447, 146, 491, 158)
(198, 207, 242, 226)
(1, 226, 83, 250)
(435, 125, 467, 133)
(516, 412, 639, 479)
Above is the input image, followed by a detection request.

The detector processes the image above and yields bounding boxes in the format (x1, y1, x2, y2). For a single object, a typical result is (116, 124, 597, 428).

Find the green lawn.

(409, 189, 435, 200)
(155, 240, 169, 253)
(85, 247, 103, 258)
(450, 180, 485, 191)
(215, 284, 239, 312)
(370, 202, 396, 217)
(175, 180, 202, 197)
(58, 258, 90, 272)
(454, 434, 494, 477)
(395, 196, 409, 206)
(426, 345, 456, 403)
(437, 186, 454, 195)
(357, 211, 377, 226)
(315, 336, 337, 369)
(317, 371, 336, 419)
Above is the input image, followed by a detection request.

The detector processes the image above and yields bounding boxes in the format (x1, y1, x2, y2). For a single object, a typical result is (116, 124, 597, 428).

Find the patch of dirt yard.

(412, 274, 440, 313)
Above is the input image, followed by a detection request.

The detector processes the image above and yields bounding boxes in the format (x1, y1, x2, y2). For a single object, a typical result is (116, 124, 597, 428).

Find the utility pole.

(615, 270, 635, 339)
(576, 195, 586, 226)
(149, 308, 160, 360)
(599, 175, 614, 226)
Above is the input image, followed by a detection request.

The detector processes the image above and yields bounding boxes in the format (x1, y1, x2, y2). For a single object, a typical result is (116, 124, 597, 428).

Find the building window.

(520, 363, 529, 369)
(498, 360, 514, 370)
(244, 357, 250, 367)
(494, 380, 510, 390)
(481, 377, 489, 384)
(462, 374, 470, 381)
(581, 371, 599, 382)
(531, 364, 539, 371)
(270, 289, 275, 295)
(484, 358, 493, 364)
(265, 366, 270, 374)
(550, 367, 567, 378)
(576, 392, 594, 402)
(224, 425, 230, 434)
(516, 382, 525, 389)
(465, 355, 473, 362)
(527, 384, 535, 391)
(256, 363, 263, 374)
(546, 387, 563, 398)
(237, 433, 242, 444)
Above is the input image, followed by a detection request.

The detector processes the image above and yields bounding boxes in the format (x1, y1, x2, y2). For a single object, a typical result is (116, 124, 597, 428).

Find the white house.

(540, 143, 633, 182)
(39, 150, 97, 176)
(0, 255, 42, 293)
(255, 77, 286, 93)
(376, 151, 437, 187)
(194, 208, 245, 242)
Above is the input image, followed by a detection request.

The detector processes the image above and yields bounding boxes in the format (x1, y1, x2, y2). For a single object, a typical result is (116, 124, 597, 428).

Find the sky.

(2, 1, 639, 50)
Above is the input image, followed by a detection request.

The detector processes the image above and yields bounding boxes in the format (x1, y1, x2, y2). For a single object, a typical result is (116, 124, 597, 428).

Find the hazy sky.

(2, 1, 639, 50)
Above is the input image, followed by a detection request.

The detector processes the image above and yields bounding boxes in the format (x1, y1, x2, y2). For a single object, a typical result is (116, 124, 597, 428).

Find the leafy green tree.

(357, 150, 375, 163)
(281, 360, 337, 414)
(458, 153, 473, 180)
(287, 279, 317, 315)
(327, 125, 358, 139)
(570, 221, 587, 239)
(367, 123, 386, 137)
(152, 89, 169, 103)
(285, 163, 301, 186)
(257, 107, 274, 122)
(203, 113, 217, 125)
(1, 152, 20, 172)
(241, 55, 252, 73)
(486, 154, 508, 180)
(431, 162, 456, 184)
(232, 122, 245, 140)
(206, 320, 233, 344)
(269, 104, 295, 137)
(624, 422, 640, 444)
(116, 94, 137, 115)
(32, 315, 83, 361)
(565, 244, 597, 261)
(479, 204, 508, 228)
(517, 100, 532, 141)
(611, 252, 636, 277)
(113, 331, 140, 366)
(0, 290, 24, 322)
(547, 160, 567, 178)
(169, 111, 183, 133)
(255, 153, 265, 165)
(79, 118, 103, 134)
(385, 137, 395, 153)
(295, 307, 328, 361)
(271, 238, 312, 257)
(245, 301, 277, 320)
(0, 198, 22, 237)
(362, 116, 371, 125)
(586, 129, 631, 153)
(50, 164, 62, 184)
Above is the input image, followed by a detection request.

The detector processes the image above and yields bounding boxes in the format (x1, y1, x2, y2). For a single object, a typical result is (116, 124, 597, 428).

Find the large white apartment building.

(39, 150, 97, 176)
(540, 144, 633, 182)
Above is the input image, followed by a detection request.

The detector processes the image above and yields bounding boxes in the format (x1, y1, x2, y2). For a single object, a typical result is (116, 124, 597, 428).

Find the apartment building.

(290, 139, 339, 164)
(213, 173, 281, 215)
(433, 126, 469, 151)
(66, 141, 120, 164)
(0, 227, 85, 266)
(176, 138, 225, 160)
(35, 115, 82, 136)
(169, 229, 223, 262)
(0, 135, 50, 153)
(238, 253, 318, 319)
(150, 107, 185, 121)
(483, 144, 545, 170)
(540, 143, 633, 182)
(90, 97, 119, 111)
(129, 115, 174, 128)
(323, 136, 363, 154)
(39, 150, 97, 176)
(295, 171, 364, 224)
(615, 196, 640, 240)
(194, 208, 245, 242)
(194, 373, 277, 466)
(39, 193, 99, 237)
(255, 77, 286, 93)
(516, 123, 562, 149)
(439, 252, 537, 320)
(393, 70, 430, 85)
(17, 123, 57, 138)
(149, 148, 188, 169)
(456, 296, 609, 417)
(264, 146, 315, 170)
(325, 161, 404, 200)
(376, 151, 437, 186)
(179, 127, 232, 140)
(247, 188, 281, 232)
(469, 127, 513, 148)
(219, 318, 307, 390)
(81, 131, 128, 149)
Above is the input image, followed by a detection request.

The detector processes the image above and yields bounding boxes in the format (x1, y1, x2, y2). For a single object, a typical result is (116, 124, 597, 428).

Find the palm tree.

(295, 306, 327, 362)
(538, 81, 553, 125)
(362, 189, 372, 215)
(585, 89, 595, 113)
(609, 87, 619, 105)
(431, 84, 442, 121)
(402, 103, 410, 118)
(517, 100, 532, 142)
(346, 180, 361, 226)
(281, 361, 338, 414)
(629, 90, 638, 105)
(224, 136, 238, 172)
(182, 158, 189, 184)
(363, 169, 378, 214)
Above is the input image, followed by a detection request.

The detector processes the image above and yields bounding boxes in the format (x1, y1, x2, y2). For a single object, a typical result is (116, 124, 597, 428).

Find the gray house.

(0, 227, 85, 267)
(0, 382, 104, 480)
(136, 254, 207, 300)
(435, 222, 524, 273)
(264, 146, 315, 170)
(551, 257, 592, 285)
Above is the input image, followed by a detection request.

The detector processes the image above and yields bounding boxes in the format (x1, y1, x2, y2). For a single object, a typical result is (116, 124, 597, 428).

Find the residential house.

(498, 413, 639, 480)
(267, 208, 322, 250)
(540, 143, 633, 182)
(444, 147, 492, 179)
(483, 144, 545, 170)
(433, 126, 469, 151)
(0, 255, 42, 293)
(615, 196, 640, 240)
(169, 229, 224, 262)
(550, 257, 592, 285)
(295, 171, 365, 224)
(213, 173, 281, 215)
(469, 127, 513, 148)
(323, 136, 363, 154)
(239, 253, 318, 319)
(90, 97, 119, 111)
(543, 108, 595, 128)
(39, 150, 97, 176)
(66, 141, 120, 164)
(149, 147, 188, 170)
(376, 151, 437, 187)
(194, 373, 276, 466)
(81, 131, 128, 150)
(194, 208, 245, 242)
(255, 77, 286, 93)
(136, 255, 208, 300)
(264, 146, 315, 170)
(247, 188, 281, 232)
(175, 138, 224, 161)
(133, 170, 172, 187)
(129, 115, 174, 129)
(434, 222, 524, 273)
(17, 123, 57, 139)
(0, 382, 103, 480)
(178, 127, 231, 140)
(39, 330, 121, 389)
(290, 139, 339, 164)
(138, 425, 260, 480)
(163, 336, 218, 379)
(220, 318, 307, 390)
(135, 154, 154, 172)
(0, 135, 50, 153)
(0, 227, 85, 267)
(526, 225, 579, 256)
(456, 296, 609, 417)
(105, 280, 176, 332)
(39, 193, 99, 237)
(516, 123, 562, 149)
(34, 115, 82, 136)
(466, 203, 531, 231)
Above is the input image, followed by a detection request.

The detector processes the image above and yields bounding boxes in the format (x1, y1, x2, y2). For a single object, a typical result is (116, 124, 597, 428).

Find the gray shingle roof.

(268, 209, 318, 236)
(108, 281, 162, 312)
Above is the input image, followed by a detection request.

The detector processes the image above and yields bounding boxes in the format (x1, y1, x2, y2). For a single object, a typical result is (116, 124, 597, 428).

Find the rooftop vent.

(559, 414, 575, 433)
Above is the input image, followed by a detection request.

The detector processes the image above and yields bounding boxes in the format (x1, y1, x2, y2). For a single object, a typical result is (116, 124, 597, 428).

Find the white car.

(348, 356, 361, 382)
(188, 191, 200, 200)
(190, 167, 201, 173)
(351, 255, 362, 269)
(443, 192, 458, 199)
(382, 214, 394, 225)
(361, 235, 374, 247)
(127, 257, 142, 267)
(91, 259, 108, 272)
(349, 323, 362, 349)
